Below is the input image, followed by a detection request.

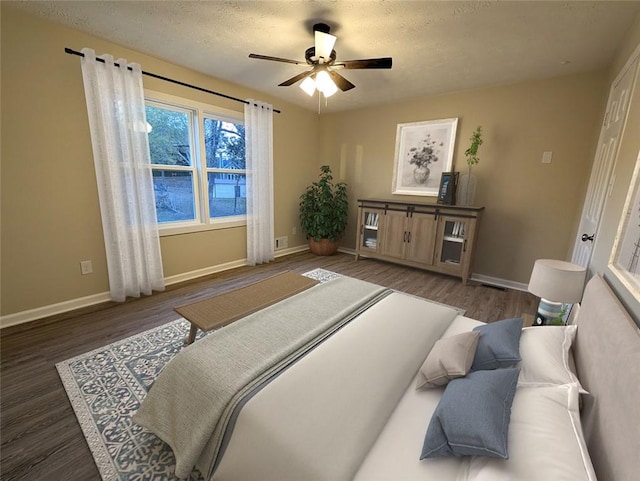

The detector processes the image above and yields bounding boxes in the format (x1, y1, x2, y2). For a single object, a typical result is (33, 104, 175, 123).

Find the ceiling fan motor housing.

(313, 23, 331, 34)
(305, 47, 337, 65)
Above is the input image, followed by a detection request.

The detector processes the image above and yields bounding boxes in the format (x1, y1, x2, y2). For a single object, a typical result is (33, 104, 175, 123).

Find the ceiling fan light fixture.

(315, 30, 337, 60)
(300, 76, 316, 96)
(315, 70, 338, 97)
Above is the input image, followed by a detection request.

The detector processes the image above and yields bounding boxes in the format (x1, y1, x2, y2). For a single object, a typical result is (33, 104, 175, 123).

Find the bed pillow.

(471, 317, 523, 371)
(517, 325, 586, 391)
(467, 384, 597, 481)
(420, 368, 520, 459)
(416, 331, 480, 389)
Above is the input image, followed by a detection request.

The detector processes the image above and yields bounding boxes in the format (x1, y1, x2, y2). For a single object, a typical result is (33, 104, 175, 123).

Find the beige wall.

(1, 5, 626, 320)
(320, 72, 607, 283)
(588, 14, 640, 323)
(1, 6, 318, 316)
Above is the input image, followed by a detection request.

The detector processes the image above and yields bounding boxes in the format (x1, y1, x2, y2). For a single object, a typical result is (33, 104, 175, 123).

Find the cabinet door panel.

(380, 211, 407, 258)
(358, 208, 383, 253)
(435, 217, 472, 274)
(405, 213, 437, 265)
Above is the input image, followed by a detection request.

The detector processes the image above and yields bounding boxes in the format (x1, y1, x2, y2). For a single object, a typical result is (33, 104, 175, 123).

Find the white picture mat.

(392, 118, 458, 196)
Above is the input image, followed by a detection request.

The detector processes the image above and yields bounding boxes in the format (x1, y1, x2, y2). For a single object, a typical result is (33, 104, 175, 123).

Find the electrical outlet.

(80, 260, 93, 275)
(542, 151, 553, 163)
(292, 227, 297, 236)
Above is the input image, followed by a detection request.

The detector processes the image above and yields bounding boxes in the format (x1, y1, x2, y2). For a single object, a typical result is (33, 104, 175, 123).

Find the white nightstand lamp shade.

(528, 259, 587, 326)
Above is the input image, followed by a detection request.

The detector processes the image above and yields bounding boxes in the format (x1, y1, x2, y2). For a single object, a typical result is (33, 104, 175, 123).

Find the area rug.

(57, 269, 463, 481)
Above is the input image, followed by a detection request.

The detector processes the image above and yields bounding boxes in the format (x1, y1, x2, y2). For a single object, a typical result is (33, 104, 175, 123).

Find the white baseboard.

(0, 245, 311, 330)
(163, 259, 248, 286)
(470, 273, 528, 292)
(275, 244, 310, 258)
(0, 292, 112, 329)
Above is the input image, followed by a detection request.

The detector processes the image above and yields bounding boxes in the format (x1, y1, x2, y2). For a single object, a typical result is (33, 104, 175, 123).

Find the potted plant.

(299, 165, 348, 255)
(458, 125, 483, 205)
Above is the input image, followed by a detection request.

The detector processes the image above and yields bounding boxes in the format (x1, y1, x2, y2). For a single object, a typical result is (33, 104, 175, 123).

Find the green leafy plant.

(299, 165, 348, 242)
(547, 305, 568, 326)
(464, 126, 483, 167)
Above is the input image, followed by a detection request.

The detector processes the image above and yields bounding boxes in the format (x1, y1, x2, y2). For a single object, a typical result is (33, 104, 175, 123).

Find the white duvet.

(212, 292, 458, 481)
(211, 289, 596, 481)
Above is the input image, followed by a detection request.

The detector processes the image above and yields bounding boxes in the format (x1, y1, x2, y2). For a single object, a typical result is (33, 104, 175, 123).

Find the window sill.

(159, 218, 246, 237)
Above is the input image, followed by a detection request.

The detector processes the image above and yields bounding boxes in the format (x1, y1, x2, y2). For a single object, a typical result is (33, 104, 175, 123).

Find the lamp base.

(534, 298, 563, 326)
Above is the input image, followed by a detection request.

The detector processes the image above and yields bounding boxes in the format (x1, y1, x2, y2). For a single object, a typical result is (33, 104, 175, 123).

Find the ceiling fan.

(248, 23, 392, 98)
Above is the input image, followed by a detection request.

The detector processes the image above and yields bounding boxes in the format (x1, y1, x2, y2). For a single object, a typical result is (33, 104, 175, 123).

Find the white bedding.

(210, 286, 598, 481)
(212, 291, 459, 481)
(353, 316, 482, 481)
(147, 274, 605, 481)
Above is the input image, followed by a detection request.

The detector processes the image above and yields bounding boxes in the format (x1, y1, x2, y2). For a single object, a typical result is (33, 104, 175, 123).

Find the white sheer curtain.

(244, 100, 274, 265)
(80, 48, 164, 302)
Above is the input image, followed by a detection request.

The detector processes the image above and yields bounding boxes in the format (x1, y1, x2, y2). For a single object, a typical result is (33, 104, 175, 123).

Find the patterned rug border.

(57, 268, 464, 481)
(56, 319, 195, 481)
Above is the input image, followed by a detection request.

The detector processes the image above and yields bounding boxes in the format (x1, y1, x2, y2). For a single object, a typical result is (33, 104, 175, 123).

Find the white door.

(571, 54, 640, 268)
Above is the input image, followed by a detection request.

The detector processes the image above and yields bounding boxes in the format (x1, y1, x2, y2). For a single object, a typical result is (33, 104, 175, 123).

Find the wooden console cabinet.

(355, 199, 484, 284)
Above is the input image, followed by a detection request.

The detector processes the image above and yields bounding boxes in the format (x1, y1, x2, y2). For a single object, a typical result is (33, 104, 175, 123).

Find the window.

(145, 91, 246, 234)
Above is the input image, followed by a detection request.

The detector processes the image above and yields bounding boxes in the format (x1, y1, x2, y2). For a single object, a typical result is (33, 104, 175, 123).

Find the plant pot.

(457, 170, 477, 206)
(308, 238, 340, 256)
(413, 165, 430, 184)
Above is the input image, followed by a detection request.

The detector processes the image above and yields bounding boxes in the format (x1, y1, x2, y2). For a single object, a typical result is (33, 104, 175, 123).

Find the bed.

(134, 274, 640, 481)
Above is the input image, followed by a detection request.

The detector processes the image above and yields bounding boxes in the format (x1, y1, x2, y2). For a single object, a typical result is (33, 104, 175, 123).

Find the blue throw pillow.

(471, 317, 523, 370)
(420, 368, 520, 459)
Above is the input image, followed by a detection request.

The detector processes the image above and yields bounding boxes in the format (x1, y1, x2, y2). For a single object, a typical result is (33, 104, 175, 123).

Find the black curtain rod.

(64, 47, 281, 114)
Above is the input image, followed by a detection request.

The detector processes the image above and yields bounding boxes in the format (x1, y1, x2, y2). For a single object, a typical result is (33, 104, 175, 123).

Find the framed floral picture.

(609, 150, 640, 301)
(392, 118, 458, 196)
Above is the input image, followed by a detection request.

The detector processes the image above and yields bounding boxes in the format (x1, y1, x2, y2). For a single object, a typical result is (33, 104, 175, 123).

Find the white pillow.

(467, 384, 597, 481)
(517, 325, 586, 392)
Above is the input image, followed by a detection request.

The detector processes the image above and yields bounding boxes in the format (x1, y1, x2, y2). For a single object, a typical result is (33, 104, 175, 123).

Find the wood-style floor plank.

(0, 252, 536, 480)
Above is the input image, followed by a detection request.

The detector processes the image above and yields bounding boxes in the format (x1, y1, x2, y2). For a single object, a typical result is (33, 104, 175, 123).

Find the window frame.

(145, 90, 246, 236)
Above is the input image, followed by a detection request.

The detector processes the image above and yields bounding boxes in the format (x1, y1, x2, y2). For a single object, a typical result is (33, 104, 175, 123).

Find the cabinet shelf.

(364, 226, 378, 231)
(443, 236, 464, 243)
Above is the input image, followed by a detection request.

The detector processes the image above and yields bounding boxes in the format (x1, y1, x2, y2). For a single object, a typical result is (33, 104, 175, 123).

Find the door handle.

(581, 233, 595, 242)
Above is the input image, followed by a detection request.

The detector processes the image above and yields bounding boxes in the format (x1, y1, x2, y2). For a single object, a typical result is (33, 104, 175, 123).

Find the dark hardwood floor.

(0, 252, 536, 481)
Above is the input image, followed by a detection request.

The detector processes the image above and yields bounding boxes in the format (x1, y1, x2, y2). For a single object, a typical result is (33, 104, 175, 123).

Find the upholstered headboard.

(573, 275, 640, 481)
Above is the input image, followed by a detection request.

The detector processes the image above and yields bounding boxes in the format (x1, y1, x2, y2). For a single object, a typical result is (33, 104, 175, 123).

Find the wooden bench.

(175, 271, 319, 344)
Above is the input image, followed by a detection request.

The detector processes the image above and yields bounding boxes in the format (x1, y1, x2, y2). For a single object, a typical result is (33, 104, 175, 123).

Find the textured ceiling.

(9, 1, 640, 113)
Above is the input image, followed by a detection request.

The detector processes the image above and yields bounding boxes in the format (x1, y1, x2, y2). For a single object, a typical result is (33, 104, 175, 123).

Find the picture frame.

(609, 150, 640, 301)
(437, 171, 459, 205)
(392, 118, 458, 196)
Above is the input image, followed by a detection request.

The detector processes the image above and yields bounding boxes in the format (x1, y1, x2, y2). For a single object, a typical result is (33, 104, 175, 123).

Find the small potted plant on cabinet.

(458, 125, 483, 205)
(299, 165, 348, 255)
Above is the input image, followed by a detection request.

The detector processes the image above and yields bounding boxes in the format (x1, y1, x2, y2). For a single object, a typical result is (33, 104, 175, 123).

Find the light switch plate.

(542, 151, 553, 163)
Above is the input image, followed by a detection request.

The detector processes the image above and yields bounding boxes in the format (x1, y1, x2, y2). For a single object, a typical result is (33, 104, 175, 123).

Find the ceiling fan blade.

(334, 57, 393, 69)
(278, 69, 314, 87)
(248, 53, 305, 65)
(327, 70, 355, 92)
